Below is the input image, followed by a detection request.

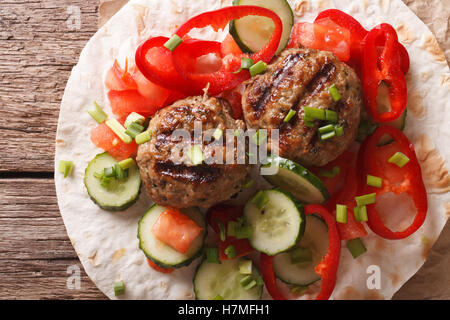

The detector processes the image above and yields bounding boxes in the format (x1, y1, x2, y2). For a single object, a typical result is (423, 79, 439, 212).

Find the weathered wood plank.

(0, 0, 98, 172)
(0, 178, 106, 299)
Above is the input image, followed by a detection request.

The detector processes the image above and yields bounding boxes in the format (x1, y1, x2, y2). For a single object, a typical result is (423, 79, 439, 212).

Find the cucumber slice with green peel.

(138, 205, 206, 269)
(244, 189, 305, 256)
(194, 258, 263, 300)
(84, 152, 141, 211)
(273, 215, 329, 286)
(261, 156, 329, 204)
(229, 0, 294, 55)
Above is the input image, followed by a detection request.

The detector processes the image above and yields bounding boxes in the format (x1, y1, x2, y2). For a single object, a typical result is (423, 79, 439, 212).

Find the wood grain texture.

(0, 178, 106, 299)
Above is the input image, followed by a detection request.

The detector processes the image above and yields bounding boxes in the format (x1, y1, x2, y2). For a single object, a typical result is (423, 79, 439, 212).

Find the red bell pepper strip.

(362, 23, 407, 123)
(359, 125, 428, 240)
(147, 259, 174, 274)
(305, 205, 341, 300)
(315, 9, 409, 74)
(260, 253, 287, 300)
(171, 6, 283, 95)
(207, 205, 254, 261)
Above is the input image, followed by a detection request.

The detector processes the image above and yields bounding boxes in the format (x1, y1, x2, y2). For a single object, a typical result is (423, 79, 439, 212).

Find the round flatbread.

(55, 0, 450, 300)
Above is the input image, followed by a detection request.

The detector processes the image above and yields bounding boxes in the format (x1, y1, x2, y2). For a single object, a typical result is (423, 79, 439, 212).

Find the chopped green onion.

(238, 260, 252, 275)
(240, 275, 254, 287)
(135, 130, 152, 145)
(290, 286, 308, 296)
(319, 124, 335, 134)
(213, 128, 223, 141)
(358, 206, 368, 222)
(227, 221, 238, 237)
(119, 158, 136, 170)
(256, 276, 264, 286)
(100, 176, 112, 188)
(329, 84, 341, 102)
(249, 61, 268, 77)
(93, 171, 104, 180)
(125, 122, 144, 139)
(251, 190, 269, 210)
(304, 107, 326, 120)
(235, 225, 252, 240)
(124, 112, 145, 128)
(234, 129, 241, 137)
(355, 193, 376, 207)
(113, 281, 125, 296)
(58, 160, 74, 178)
(224, 245, 237, 259)
(336, 204, 347, 223)
(106, 119, 132, 144)
(367, 175, 382, 188)
(188, 145, 204, 166)
(347, 238, 367, 259)
(335, 125, 344, 137)
(206, 247, 220, 264)
(164, 35, 183, 51)
(305, 121, 315, 128)
(283, 110, 297, 123)
(325, 109, 338, 123)
(333, 166, 341, 175)
(320, 131, 336, 141)
(243, 179, 254, 189)
(388, 152, 410, 168)
(217, 221, 226, 242)
(243, 279, 257, 291)
(290, 247, 313, 264)
(88, 102, 108, 124)
(252, 129, 267, 146)
(319, 166, 340, 178)
(213, 294, 224, 300)
(234, 57, 255, 73)
(114, 164, 128, 180)
(104, 166, 116, 178)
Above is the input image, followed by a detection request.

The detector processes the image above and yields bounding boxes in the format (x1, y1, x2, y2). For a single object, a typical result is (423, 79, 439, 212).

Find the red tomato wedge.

(152, 209, 203, 254)
(147, 259, 174, 274)
(207, 205, 254, 261)
(108, 90, 162, 117)
(288, 19, 351, 62)
(221, 34, 243, 56)
(90, 122, 138, 161)
(105, 59, 137, 91)
(130, 65, 171, 105)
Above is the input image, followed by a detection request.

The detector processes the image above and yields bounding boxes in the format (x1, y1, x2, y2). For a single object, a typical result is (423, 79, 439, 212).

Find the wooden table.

(0, 0, 448, 300)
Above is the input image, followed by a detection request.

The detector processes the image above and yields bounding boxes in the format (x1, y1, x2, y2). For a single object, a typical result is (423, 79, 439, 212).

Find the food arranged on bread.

(55, 0, 450, 300)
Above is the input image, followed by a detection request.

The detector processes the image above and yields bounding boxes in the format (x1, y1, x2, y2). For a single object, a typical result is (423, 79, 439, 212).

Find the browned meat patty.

(242, 48, 362, 167)
(136, 96, 251, 208)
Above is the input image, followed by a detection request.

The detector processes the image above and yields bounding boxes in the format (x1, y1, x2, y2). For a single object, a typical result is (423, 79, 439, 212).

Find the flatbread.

(55, 0, 450, 299)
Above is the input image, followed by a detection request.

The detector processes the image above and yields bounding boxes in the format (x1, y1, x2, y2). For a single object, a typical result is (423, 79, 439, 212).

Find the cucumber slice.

(273, 215, 329, 286)
(138, 205, 206, 269)
(244, 189, 305, 255)
(229, 0, 294, 55)
(194, 258, 263, 300)
(261, 156, 329, 204)
(84, 152, 141, 211)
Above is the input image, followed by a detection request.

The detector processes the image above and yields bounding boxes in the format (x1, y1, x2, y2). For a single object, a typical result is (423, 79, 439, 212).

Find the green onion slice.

(235, 225, 252, 240)
(164, 35, 183, 51)
(113, 281, 125, 296)
(336, 204, 347, 223)
(224, 245, 237, 259)
(206, 247, 220, 264)
(284, 109, 297, 123)
(227, 221, 238, 237)
(234, 57, 255, 74)
(88, 102, 108, 124)
(251, 190, 269, 210)
(326, 109, 338, 123)
(106, 119, 132, 144)
(188, 145, 204, 166)
(217, 221, 226, 242)
(58, 160, 74, 178)
(347, 238, 367, 259)
(249, 61, 268, 77)
(367, 175, 382, 188)
(252, 129, 267, 146)
(124, 112, 145, 128)
(125, 122, 145, 139)
(119, 158, 136, 170)
(238, 260, 252, 275)
(329, 84, 342, 102)
(355, 193, 376, 207)
(320, 131, 336, 141)
(213, 128, 223, 141)
(304, 107, 326, 121)
(335, 125, 344, 137)
(243, 279, 257, 291)
(388, 152, 410, 168)
(135, 130, 152, 145)
(319, 124, 335, 134)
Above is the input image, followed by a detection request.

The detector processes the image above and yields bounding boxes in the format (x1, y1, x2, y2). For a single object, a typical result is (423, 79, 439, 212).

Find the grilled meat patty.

(137, 96, 250, 208)
(242, 48, 362, 166)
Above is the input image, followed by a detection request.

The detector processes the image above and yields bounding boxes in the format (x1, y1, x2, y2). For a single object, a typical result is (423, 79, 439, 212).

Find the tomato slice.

(105, 59, 137, 91)
(207, 205, 254, 260)
(107, 90, 162, 117)
(90, 122, 138, 161)
(130, 65, 171, 105)
(147, 259, 174, 274)
(288, 19, 351, 62)
(152, 209, 203, 254)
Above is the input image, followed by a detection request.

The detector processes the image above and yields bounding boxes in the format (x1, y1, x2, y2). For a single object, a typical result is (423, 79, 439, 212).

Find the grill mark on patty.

(154, 161, 221, 183)
(251, 53, 303, 119)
